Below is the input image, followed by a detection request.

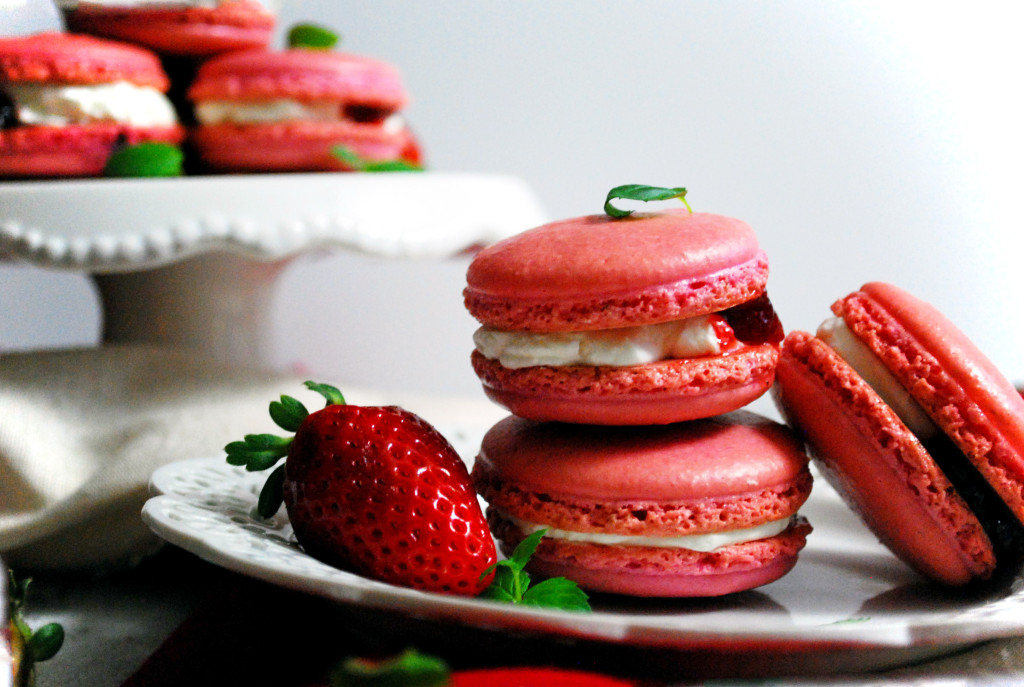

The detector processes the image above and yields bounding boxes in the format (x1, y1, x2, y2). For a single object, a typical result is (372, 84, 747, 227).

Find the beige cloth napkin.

(0, 345, 506, 573)
(0, 345, 307, 571)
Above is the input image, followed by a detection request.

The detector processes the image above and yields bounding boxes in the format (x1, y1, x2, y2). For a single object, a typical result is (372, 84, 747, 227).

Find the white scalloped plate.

(142, 455, 1024, 677)
(0, 172, 548, 272)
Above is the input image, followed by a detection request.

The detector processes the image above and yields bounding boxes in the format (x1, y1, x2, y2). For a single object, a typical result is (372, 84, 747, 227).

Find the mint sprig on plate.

(604, 184, 692, 218)
(479, 529, 591, 612)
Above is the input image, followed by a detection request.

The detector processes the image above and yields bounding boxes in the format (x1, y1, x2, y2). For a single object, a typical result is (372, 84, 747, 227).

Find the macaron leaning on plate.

(187, 45, 420, 173)
(0, 32, 183, 178)
(60, 0, 275, 58)
(472, 411, 813, 597)
(772, 281, 1024, 586)
(464, 206, 785, 425)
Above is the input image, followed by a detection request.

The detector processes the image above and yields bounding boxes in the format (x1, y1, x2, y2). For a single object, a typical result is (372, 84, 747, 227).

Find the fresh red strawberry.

(450, 667, 636, 687)
(226, 382, 496, 596)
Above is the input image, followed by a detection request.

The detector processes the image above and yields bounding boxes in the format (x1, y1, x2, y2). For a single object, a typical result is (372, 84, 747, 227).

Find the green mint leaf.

(103, 142, 183, 178)
(330, 145, 424, 173)
(257, 464, 286, 518)
(510, 528, 546, 568)
(604, 184, 691, 218)
(287, 23, 340, 49)
(269, 394, 309, 432)
(305, 381, 346, 406)
(329, 648, 449, 687)
(521, 577, 591, 612)
(26, 622, 64, 663)
(476, 584, 516, 603)
(479, 530, 590, 612)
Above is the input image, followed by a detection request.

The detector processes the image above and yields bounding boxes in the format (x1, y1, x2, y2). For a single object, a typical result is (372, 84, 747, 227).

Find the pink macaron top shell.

(477, 411, 806, 502)
(187, 47, 407, 110)
(464, 210, 767, 332)
(836, 282, 1024, 524)
(65, 1, 274, 57)
(474, 412, 811, 538)
(0, 32, 169, 89)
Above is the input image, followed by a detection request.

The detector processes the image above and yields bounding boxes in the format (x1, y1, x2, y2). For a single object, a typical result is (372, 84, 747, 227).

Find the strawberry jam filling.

(720, 292, 785, 347)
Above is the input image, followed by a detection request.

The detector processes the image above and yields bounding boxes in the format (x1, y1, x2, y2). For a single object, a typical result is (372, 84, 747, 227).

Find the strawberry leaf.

(604, 184, 691, 218)
(257, 464, 286, 519)
(305, 381, 347, 406)
(329, 648, 449, 687)
(480, 530, 591, 612)
(269, 394, 308, 432)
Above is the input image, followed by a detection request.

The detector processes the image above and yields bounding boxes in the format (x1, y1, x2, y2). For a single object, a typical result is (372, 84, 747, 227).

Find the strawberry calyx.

(225, 381, 346, 518)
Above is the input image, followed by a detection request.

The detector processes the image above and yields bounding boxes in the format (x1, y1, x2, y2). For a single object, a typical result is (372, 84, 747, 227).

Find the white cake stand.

(0, 172, 548, 365)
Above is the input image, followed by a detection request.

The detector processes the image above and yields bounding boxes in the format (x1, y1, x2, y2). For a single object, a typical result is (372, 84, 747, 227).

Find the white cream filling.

(195, 99, 405, 130)
(507, 514, 794, 552)
(817, 317, 939, 440)
(474, 315, 722, 369)
(6, 82, 178, 127)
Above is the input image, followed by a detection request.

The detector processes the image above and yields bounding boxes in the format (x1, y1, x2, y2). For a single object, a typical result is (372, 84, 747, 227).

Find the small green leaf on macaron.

(479, 529, 591, 612)
(103, 142, 184, 178)
(331, 145, 424, 172)
(288, 23, 340, 49)
(604, 184, 692, 218)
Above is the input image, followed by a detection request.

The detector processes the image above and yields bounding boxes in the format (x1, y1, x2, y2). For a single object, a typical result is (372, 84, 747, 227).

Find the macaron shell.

(773, 330, 995, 585)
(0, 32, 169, 89)
(489, 513, 812, 597)
(0, 123, 184, 178)
(189, 120, 416, 172)
(464, 211, 768, 332)
(188, 47, 407, 111)
(470, 342, 778, 425)
(65, 1, 274, 57)
(474, 413, 812, 536)
(836, 282, 1024, 527)
(475, 415, 811, 540)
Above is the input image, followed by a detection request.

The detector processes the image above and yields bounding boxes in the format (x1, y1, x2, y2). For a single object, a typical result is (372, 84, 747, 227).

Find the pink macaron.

(62, 0, 275, 58)
(187, 46, 420, 173)
(0, 32, 184, 178)
(472, 411, 813, 597)
(772, 282, 1024, 586)
(464, 210, 784, 425)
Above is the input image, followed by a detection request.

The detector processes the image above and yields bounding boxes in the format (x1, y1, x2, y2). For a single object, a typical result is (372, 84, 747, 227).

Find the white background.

(3, 1, 1023, 398)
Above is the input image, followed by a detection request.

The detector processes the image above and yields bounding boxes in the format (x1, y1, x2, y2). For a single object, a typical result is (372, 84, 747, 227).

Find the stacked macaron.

(464, 187, 814, 597)
(0, 32, 183, 178)
(772, 282, 1024, 586)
